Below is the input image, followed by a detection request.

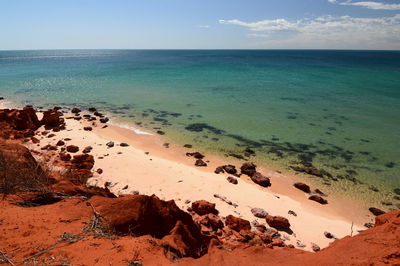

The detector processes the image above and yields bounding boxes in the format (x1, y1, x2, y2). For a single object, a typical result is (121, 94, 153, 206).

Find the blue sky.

(1, 0, 400, 50)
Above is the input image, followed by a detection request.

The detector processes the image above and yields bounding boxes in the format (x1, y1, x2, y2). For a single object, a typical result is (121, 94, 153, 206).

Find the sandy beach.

(23, 108, 375, 252)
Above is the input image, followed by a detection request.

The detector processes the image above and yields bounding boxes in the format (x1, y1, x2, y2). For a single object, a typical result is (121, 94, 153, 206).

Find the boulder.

(195, 159, 207, 167)
(186, 152, 205, 159)
(106, 141, 114, 148)
(294, 182, 311, 193)
(99, 117, 109, 123)
(240, 162, 257, 176)
(214, 166, 224, 174)
(309, 195, 328, 205)
(227, 176, 238, 185)
(225, 215, 251, 232)
(250, 172, 271, 187)
(251, 208, 268, 218)
(56, 140, 65, 146)
(265, 215, 291, 229)
(83, 126, 92, 131)
(66, 145, 79, 153)
(222, 165, 237, 175)
(71, 107, 81, 113)
(59, 152, 71, 161)
(197, 213, 224, 231)
(82, 146, 93, 153)
(71, 154, 94, 170)
(88, 107, 97, 112)
(191, 200, 218, 215)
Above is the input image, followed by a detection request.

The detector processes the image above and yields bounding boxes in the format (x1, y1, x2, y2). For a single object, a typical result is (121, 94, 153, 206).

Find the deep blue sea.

(0, 50, 399, 208)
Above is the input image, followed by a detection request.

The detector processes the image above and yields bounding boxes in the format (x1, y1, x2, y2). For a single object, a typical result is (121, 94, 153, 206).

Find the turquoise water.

(0, 50, 399, 208)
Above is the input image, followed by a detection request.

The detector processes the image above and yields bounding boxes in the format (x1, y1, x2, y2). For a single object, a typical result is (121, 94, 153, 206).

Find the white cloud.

(219, 14, 400, 49)
(329, 0, 400, 10)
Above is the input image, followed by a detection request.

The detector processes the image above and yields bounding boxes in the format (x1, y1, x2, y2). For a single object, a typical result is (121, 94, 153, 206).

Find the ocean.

(0, 49, 399, 208)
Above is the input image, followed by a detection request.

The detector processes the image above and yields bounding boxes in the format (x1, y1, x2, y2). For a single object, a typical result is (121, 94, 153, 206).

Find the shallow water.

(0, 49, 399, 208)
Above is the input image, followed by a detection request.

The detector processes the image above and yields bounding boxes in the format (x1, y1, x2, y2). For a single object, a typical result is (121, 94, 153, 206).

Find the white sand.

(27, 112, 373, 252)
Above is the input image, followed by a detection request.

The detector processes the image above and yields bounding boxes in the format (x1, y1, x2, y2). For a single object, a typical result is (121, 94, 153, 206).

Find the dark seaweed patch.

(185, 123, 224, 135)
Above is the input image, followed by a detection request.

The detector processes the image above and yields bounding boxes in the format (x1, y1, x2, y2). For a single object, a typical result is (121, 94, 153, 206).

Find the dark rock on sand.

(120, 142, 129, 147)
(106, 141, 114, 148)
(250, 172, 271, 187)
(66, 145, 79, 153)
(222, 165, 237, 175)
(83, 126, 92, 131)
(195, 159, 207, 167)
(59, 152, 71, 161)
(100, 117, 109, 123)
(265, 215, 291, 229)
(214, 166, 224, 174)
(240, 162, 257, 176)
(88, 107, 97, 112)
(183, 144, 193, 148)
(56, 140, 65, 146)
(369, 207, 385, 216)
(41, 108, 64, 128)
(311, 243, 321, 252)
(251, 208, 268, 218)
(156, 130, 165, 135)
(288, 210, 297, 216)
(186, 152, 205, 159)
(394, 188, 400, 195)
(227, 176, 238, 185)
(83, 146, 93, 153)
(324, 231, 334, 239)
(294, 182, 311, 193)
(309, 195, 328, 205)
(71, 107, 81, 113)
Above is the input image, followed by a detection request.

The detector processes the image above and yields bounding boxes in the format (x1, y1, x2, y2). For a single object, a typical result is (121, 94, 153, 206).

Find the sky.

(1, 0, 400, 50)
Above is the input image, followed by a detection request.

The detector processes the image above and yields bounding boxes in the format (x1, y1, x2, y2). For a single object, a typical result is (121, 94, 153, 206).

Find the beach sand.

(26, 111, 374, 252)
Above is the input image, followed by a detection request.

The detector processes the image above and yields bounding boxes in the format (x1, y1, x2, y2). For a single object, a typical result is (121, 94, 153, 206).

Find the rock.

(41, 108, 64, 128)
(214, 166, 224, 174)
(225, 215, 251, 232)
(156, 130, 165, 135)
(227, 176, 238, 185)
(240, 162, 257, 176)
(251, 208, 268, 218)
(83, 126, 92, 131)
(71, 107, 81, 113)
(0, 97, 3, 100)
(183, 144, 192, 148)
(56, 140, 65, 146)
(369, 207, 386, 216)
(250, 172, 271, 187)
(88, 107, 97, 112)
(96, 168, 103, 174)
(99, 117, 109, 123)
(191, 200, 218, 215)
(288, 210, 297, 216)
(197, 213, 224, 231)
(311, 243, 321, 252)
(120, 142, 129, 147)
(315, 189, 326, 196)
(294, 182, 311, 193)
(90, 194, 208, 258)
(256, 224, 267, 232)
(30, 137, 40, 143)
(265, 215, 291, 229)
(393, 188, 400, 195)
(47, 133, 56, 138)
(0, 106, 40, 132)
(309, 195, 328, 205)
(66, 145, 79, 153)
(71, 154, 94, 170)
(364, 222, 374, 228)
(93, 111, 103, 117)
(195, 159, 207, 167)
(106, 141, 114, 148)
(59, 152, 71, 161)
(83, 146, 93, 153)
(324, 231, 334, 239)
(186, 152, 205, 159)
(222, 165, 237, 175)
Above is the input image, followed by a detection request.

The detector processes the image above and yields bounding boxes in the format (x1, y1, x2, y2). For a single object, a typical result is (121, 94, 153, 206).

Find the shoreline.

(10, 102, 377, 251)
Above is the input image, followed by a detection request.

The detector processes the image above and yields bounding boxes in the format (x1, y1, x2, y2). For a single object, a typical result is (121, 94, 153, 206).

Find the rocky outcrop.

(369, 207, 385, 216)
(41, 108, 64, 128)
(90, 195, 208, 257)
